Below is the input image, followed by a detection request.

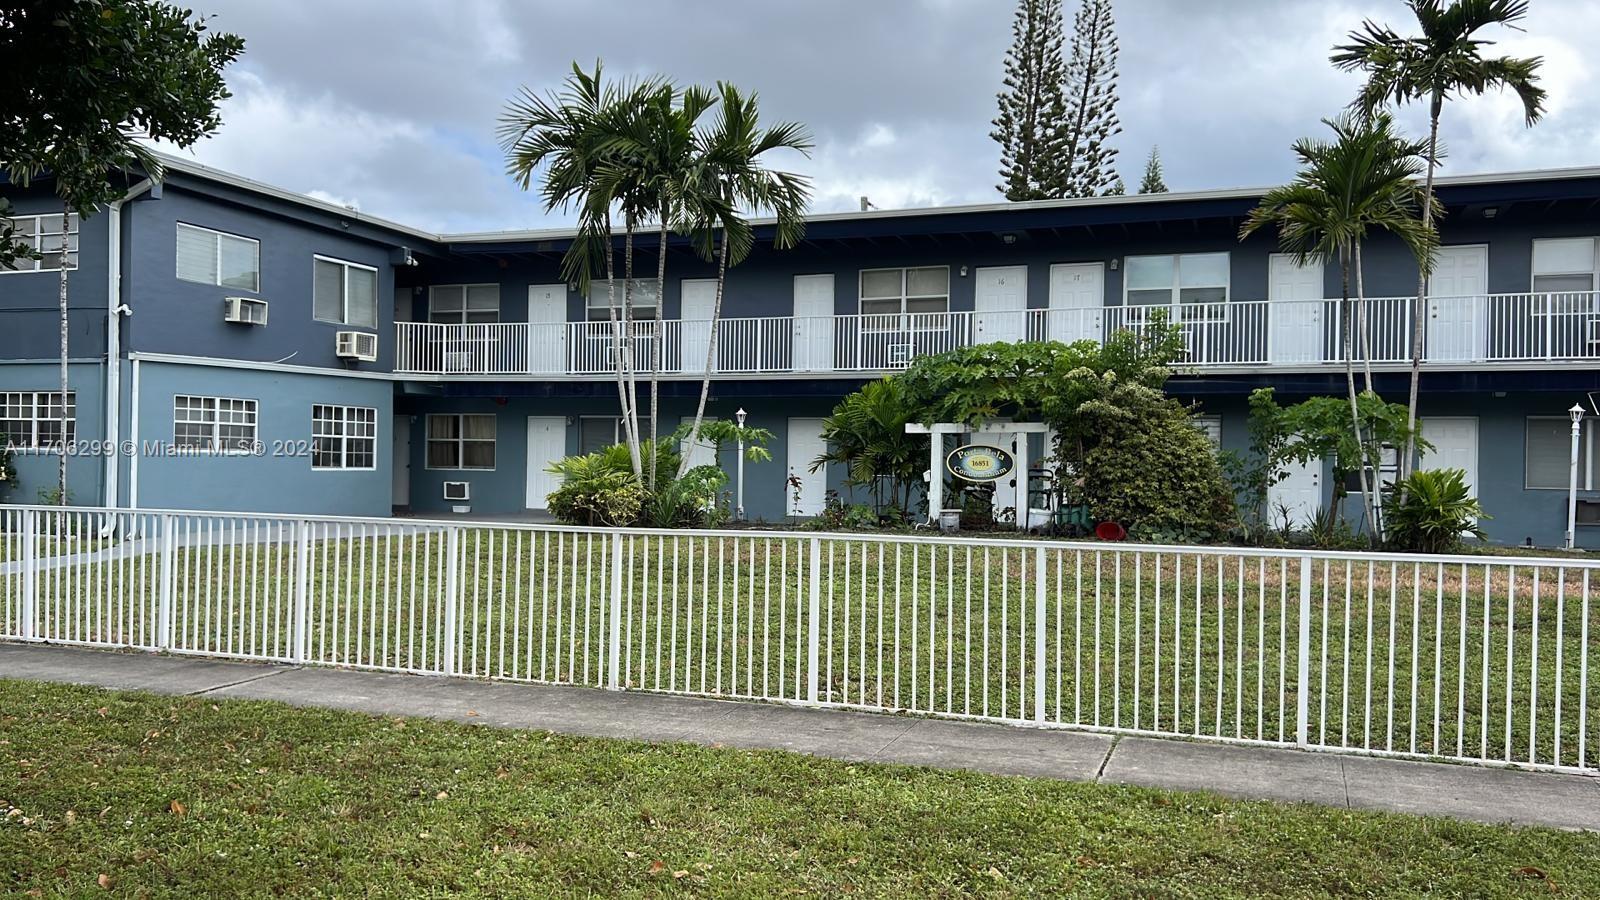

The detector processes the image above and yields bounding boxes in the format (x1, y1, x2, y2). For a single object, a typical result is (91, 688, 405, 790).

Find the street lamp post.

(1568, 403, 1584, 550)
(735, 407, 747, 522)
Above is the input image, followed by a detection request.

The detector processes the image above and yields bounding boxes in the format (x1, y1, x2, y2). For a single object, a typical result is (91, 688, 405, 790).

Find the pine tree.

(1060, 0, 1121, 198)
(1138, 145, 1167, 193)
(1104, 177, 1125, 196)
(992, 0, 1069, 200)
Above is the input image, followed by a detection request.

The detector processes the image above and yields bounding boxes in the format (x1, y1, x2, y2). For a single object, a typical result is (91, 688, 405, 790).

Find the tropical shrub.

(644, 465, 728, 528)
(1072, 380, 1237, 541)
(814, 378, 926, 513)
(1384, 468, 1488, 554)
(545, 452, 647, 526)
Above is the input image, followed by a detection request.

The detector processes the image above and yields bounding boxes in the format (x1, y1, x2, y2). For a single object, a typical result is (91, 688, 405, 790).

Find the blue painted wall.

(0, 361, 105, 504)
(130, 360, 393, 516)
(122, 186, 401, 371)
(0, 185, 114, 359)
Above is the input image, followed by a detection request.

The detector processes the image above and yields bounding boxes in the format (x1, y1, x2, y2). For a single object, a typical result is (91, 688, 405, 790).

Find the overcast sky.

(159, 0, 1599, 234)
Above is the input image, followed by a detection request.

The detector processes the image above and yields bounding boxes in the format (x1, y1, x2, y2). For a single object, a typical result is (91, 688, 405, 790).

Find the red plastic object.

(1094, 521, 1127, 541)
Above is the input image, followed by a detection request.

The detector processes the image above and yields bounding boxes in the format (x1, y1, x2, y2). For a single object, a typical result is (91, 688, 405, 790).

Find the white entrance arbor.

(907, 421, 1053, 531)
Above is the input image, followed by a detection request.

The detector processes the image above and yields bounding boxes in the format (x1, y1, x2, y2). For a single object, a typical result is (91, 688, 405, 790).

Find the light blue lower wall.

(0, 360, 106, 505)
(128, 361, 393, 516)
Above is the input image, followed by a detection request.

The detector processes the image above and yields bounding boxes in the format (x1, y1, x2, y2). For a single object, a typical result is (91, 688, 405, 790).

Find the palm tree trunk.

(1341, 248, 1376, 541)
(57, 198, 70, 506)
(603, 213, 641, 477)
(1403, 91, 1444, 487)
(1356, 239, 1373, 394)
(621, 218, 643, 473)
(649, 214, 669, 490)
(679, 231, 728, 479)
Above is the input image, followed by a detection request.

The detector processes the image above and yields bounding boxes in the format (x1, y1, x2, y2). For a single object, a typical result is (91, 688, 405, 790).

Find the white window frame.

(1525, 415, 1599, 491)
(1530, 238, 1598, 320)
(578, 415, 622, 454)
(428, 284, 502, 324)
(172, 395, 258, 455)
(585, 279, 660, 323)
(1192, 414, 1222, 450)
(857, 266, 951, 332)
(313, 254, 379, 327)
(425, 413, 497, 471)
(0, 391, 76, 449)
(311, 404, 378, 471)
(1122, 252, 1231, 324)
(176, 222, 261, 292)
(0, 213, 79, 274)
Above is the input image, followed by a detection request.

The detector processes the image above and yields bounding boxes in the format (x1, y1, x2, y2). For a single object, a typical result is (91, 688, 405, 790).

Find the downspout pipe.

(101, 178, 153, 534)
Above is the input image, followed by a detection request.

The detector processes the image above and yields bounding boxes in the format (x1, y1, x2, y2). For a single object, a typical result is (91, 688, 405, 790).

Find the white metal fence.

(2, 504, 1595, 774)
(394, 291, 1600, 376)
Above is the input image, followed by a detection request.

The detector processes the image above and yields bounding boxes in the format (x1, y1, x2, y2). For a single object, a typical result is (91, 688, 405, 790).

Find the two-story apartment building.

(4, 157, 1600, 546)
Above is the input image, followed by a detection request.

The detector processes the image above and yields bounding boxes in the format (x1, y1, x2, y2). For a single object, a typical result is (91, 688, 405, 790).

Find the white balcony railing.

(393, 291, 1600, 376)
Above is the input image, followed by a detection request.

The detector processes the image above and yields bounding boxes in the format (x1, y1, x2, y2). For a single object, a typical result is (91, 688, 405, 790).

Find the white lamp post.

(735, 407, 747, 522)
(1567, 403, 1584, 550)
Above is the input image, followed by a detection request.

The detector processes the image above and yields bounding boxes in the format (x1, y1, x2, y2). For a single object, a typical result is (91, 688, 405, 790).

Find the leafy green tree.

(1, 0, 243, 504)
(992, 0, 1069, 200)
(1333, 0, 1546, 483)
(1060, 0, 1121, 197)
(677, 82, 811, 478)
(0, 200, 34, 270)
(1239, 112, 1437, 536)
(1137, 145, 1167, 193)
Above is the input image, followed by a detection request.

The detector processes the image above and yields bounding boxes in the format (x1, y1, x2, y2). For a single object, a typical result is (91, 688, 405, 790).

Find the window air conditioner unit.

(442, 350, 471, 373)
(443, 481, 470, 502)
(223, 296, 268, 326)
(336, 331, 378, 362)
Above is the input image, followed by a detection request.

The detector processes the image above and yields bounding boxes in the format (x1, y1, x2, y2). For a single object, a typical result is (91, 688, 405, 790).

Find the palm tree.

(1332, 0, 1546, 482)
(592, 83, 716, 489)
(499, 62, 654, 477)
(1240, 112, 1438, 538)
(676, 82, 812, 479)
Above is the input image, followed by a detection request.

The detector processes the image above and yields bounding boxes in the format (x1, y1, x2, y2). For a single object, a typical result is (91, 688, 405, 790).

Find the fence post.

(443, 525, 461, 676)
(1296, 555, 1313, 748)
(291, 520, 311, 663)
(19, 509, 37, 641)
(807, 536, 821, 704)
(608, 531, 624, 690)
(1034, 546, 1047, 723)
(157, 514, 176, 651)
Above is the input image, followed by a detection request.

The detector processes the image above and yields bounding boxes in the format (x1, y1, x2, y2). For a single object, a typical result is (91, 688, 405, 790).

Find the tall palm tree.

(1241, 112, 1438, 537)
(499, 62, 659, 477)
(592, 82, 717, 489)
(676, 82, 812, 479)
(1332, 0, 1546, 482)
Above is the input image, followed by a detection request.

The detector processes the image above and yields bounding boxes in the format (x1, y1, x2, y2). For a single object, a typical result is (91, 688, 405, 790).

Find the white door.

(1428, 246, 1488, 362)
(1419, 417, 1479, 498)
(679, 415, 718, 470)
(391, 414, 410, 508)
(1048, 263, 1104, 343)
(787, 417, 827, 516)
(1268, 254, 1325, 364)
(792, 274, 835, 372)
(974, 266, 1028, 343)
(527, 284, 566, 375)
(1268, 452, 1323, 530)
(524, 416, 566, 510)
(681, 279, 717, 375)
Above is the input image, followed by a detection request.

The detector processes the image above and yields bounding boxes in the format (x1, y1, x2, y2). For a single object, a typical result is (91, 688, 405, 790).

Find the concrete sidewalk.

(4, 642, 1597, 831)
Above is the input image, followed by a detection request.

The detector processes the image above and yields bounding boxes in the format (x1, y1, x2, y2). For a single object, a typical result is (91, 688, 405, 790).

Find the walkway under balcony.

(393, 292, 1600, 378)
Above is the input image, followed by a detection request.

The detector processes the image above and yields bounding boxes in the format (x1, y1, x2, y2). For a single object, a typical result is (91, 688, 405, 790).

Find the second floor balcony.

(393, 291, 1600, 378)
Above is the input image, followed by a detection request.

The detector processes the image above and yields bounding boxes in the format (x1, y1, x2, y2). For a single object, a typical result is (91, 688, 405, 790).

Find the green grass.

(1, 679, 1596, 898)
(6, 530, 1598, 769)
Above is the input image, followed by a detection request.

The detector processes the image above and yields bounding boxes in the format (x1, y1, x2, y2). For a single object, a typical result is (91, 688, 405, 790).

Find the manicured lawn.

(6, 529, 1599, 769)
(1, 680, 1596, 897)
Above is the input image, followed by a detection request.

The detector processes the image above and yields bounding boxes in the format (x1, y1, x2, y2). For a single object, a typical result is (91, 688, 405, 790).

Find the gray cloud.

(162, 0, 1600, 232)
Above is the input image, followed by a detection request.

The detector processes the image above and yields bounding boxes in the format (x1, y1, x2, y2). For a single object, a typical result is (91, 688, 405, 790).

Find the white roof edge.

(148, 151, 1600, 248)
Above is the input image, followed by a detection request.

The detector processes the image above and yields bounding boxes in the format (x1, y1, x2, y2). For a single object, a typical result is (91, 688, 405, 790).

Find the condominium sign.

(946, 444, 1015, 482)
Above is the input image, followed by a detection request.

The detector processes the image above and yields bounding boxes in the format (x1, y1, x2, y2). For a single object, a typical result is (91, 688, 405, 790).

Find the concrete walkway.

(4, 642, 1597, 831)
